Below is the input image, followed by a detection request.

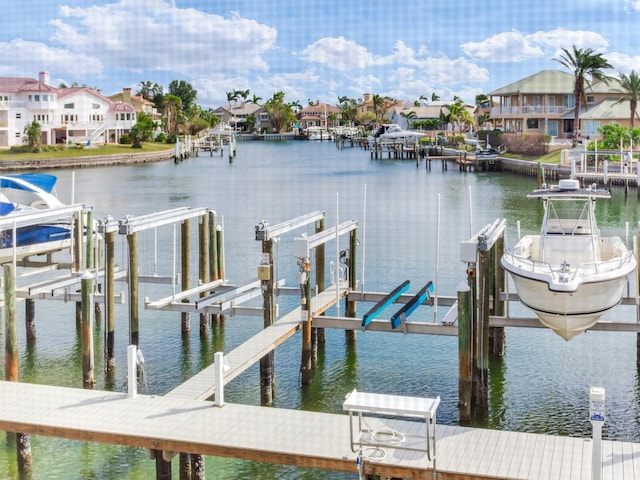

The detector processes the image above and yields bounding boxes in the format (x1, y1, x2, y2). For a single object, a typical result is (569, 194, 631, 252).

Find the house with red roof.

(0, 71, 137, 147)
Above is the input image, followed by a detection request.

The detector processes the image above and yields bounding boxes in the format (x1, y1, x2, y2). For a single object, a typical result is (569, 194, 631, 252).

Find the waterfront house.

(57, 86, 136, 145)
(389, 102, 475, 135)
(357, 93, 403, 124)
(0, 71, 137, 147)
(298, 101, 341, 130)
(210, 102, 269, 133)
(488, 69, 628, 141)
(109, 87, 160, 122)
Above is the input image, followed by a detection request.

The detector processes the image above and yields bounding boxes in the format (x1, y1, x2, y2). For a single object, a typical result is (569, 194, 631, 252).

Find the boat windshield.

(542, 198, 595, 236)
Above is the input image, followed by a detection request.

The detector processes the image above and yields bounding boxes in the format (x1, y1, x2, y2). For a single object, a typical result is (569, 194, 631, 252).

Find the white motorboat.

(373, 124, 425, 142)
(0, 174, 74, 263)
(500, 179, 637, 340)
(305, 126, 329, 141)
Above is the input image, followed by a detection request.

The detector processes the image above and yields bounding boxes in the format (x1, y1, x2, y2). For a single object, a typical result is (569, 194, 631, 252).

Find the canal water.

(1, 140, 640, 479)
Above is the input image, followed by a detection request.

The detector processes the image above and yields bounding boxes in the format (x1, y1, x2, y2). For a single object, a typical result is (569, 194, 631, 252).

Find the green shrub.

(155, 132, 167, 143)
(119, 134, 132, 145)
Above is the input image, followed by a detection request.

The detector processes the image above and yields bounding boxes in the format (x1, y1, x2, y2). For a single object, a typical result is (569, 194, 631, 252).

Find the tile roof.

(489, 69, 621, 96)
(0, 77, 56, 93)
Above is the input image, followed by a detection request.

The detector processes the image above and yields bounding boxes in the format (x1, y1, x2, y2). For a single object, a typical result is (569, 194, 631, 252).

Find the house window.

(586, 95, 595, 104)
(584, 120, 600, 135)
(92, 103, 100, 109)
(28, 95, 32, 101)
(527, 118, 539, 129)
(15, 132, 20, 137)
(562, 95, 575, 108)
(64, 103, 74, 109)
(15, 113, 21, 119)
(34, 95, 40, 102)
(42, 95, 48, 101)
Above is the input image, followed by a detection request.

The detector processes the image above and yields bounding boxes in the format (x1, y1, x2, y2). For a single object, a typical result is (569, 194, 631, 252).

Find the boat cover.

(0, 174, 58, 193)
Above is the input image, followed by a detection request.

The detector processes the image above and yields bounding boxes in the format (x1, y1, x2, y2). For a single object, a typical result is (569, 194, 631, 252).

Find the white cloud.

(462, 31, 545, 62)
(49, 0, 277, 75)
(462, 29, 609, 63)
(604, 52, 640, 74)
(300, 36, 374, 71)
(0, 39, 102, 80)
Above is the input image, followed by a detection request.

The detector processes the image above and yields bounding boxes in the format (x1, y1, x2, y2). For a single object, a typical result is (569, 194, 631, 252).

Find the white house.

(0, 71, 136, 147)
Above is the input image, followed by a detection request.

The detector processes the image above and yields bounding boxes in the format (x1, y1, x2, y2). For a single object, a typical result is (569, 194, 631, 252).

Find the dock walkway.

(167, 282, 348, 400)
(0, 380, 638, 479)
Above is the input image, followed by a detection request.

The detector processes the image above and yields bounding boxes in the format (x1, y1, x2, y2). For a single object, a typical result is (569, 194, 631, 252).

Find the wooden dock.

(1, 380, 639, 479)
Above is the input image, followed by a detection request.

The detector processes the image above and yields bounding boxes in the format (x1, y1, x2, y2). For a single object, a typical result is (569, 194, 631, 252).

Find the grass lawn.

(502, 149, 562, 164)
(0, 142, 174, 160)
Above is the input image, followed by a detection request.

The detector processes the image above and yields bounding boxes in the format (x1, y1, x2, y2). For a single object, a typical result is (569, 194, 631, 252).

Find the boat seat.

(541, 235, 598, 265)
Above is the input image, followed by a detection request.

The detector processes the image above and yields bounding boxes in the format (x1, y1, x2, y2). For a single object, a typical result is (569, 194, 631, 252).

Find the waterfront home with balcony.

(0, 71, 137, 147)
(210, 103, 270, 133)
(488, 69, 628, 141)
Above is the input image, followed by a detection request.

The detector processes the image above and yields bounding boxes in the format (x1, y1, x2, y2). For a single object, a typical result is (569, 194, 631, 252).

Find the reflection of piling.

(4, 264, 32, 475)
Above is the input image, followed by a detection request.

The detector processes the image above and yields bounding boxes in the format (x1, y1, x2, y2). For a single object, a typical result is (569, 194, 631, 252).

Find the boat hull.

(0, 223, 73, 263)
(505, 270, 628, 340)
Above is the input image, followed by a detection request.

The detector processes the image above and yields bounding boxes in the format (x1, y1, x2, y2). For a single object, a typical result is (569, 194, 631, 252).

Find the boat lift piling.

(292, 218, 358, 385)
(255, 211, 326, 397)
(3, 263, 32, 476)
(181, 218, 190, 333)
(459, 218, 507, 421)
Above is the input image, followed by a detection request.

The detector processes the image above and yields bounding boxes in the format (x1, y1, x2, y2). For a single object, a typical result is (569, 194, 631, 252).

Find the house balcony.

(491, 106, 572, 117)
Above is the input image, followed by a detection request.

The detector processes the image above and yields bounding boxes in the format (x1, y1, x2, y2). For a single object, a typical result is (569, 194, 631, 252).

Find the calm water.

(1, 141, 640, 479)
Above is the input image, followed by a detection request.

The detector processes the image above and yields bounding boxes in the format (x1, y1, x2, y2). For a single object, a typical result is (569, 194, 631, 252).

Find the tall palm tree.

(372, 94, 386, 123)
(613, 70, 640, 129)
(475, 93, 491, 108)
(250, 94, 262, 105)
(431, 92, 440, 102)
(554, 45, 613, 146)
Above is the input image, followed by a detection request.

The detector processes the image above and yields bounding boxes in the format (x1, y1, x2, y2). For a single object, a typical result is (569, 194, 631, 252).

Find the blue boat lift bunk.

(389, 281, 434, 330)
(361, 280, 410, 328)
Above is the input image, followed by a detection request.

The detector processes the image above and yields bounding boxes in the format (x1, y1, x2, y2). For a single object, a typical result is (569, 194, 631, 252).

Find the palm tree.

(431, 92, 440, 102)
(444, 99, 475, 134)
(372, 94, 386, 123)
(23, 120, 41, 151)
(226, 91, 238, 108)
(249, 94, 262, 105)
(554, 45, 613, 146)
(613, 70, 640, 129)
(400, 111, 418, 129)
(475, 93, 491, 108)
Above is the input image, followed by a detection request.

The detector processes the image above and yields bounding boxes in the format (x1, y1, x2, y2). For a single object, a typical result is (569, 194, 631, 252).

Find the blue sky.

(4, 0, 640, 108)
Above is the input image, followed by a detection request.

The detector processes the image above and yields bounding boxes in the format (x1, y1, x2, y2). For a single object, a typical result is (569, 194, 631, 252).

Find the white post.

(127, 344, 137, 398)
(214, 351, 225, 407)
(590, 386, 606, 480)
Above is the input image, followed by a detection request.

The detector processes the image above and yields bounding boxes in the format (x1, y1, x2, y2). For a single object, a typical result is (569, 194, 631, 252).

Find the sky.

(4, 0, 640, 109)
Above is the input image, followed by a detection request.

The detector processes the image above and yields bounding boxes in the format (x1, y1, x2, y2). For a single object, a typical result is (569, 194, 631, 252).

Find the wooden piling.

(489, 234, 506, 357)
(457, 281, 472, 424)
(5, 264, 32, 475)
(81, 271, 95, 388)
(260, 238, 276, 405)
(474, 250, 490, 417)
(86, 210, 94, 269)
(154, 449, 171, 480)
(314, 218, 326, 345)
(198, 214, 210, 336)
(127, 232, 140, 346)
(105, 230, 116, 373)
(345, 229, 357, 344)
(216, 225, 224, 280)
(25, 298, 36, 345)
(4, 264, 19, 384)
(181, 220, 191, 334)
(300, 257, 312, 385)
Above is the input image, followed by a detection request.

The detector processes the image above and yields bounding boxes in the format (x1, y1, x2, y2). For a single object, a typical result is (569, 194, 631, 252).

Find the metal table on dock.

(343, 389, 440, 468)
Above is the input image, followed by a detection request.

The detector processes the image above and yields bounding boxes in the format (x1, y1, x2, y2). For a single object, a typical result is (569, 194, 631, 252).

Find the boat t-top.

(500, 179, 637, 340)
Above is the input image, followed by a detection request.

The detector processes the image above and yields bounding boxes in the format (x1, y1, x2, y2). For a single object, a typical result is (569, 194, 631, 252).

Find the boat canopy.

(0, 174, 58, 193)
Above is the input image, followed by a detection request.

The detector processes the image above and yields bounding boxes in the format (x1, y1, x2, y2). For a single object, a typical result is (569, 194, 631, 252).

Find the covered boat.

(500, 179, 637, 340)
(0, 173, 74, 262)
